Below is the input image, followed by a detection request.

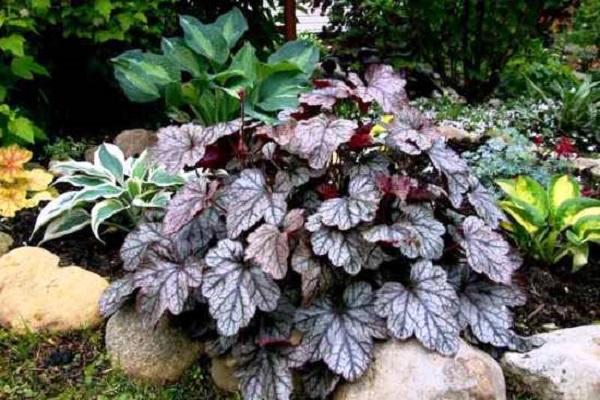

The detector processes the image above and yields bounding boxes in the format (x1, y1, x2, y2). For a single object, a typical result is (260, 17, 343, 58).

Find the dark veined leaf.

(203, 239, 281, 335)
(376, 174, 418, 202)
(120, 222, 165, 271)
(289, 115, 357, 169)
(257, 296, 296, 344)
(457, 216, 521, 284)
(364, 205, 445, 260)
(99, 276, 136, 317)
(299, 79, 352, 110)
(308, 218, 386, 275)
(384, 107, 437, 155)
(294, 282, 386, 381)
(256, 120, 297, 147)
(375, 260, 460, 355)
(446, 172, 470, 208)
(348, 153, 390, 180)
(153, 120, 241, 173)
(349, 64, 407, 113)
(291, 240, 333, 305)
(427, 139, 469, 175)
(235, 344, 293, 400)
(226, 169, 291, 238)
(301, 363, 341, 399)
(467, 178, 505, 228)
(163, 177, 219, 235)
(313, 174, 381, 230)
(133, 249, 204, 326)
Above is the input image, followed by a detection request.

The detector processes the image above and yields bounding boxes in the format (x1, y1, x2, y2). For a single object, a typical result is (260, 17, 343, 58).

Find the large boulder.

(113, 128, 157, 159)
(0, 232, 13, 256)
(501, 325, 600, 400)
(0, 247, 108, 333)
(334, 339, 506, 400)
(105, 306, 203, 384)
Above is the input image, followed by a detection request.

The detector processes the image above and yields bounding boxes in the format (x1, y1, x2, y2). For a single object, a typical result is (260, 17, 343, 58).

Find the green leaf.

(148, 169, 185, 187)
(161, 37, 205, 77)
(570, 244, 589, 272)
(499, 199, 545, 234)
(573, 215, 600, 243)
(556, 197, 600, 227)
(40, 209, 91, 244)
(548, 175, 579, 214)
(94, 144, 125, 182)
(131, 191, 171, 208)
(130, 151, 150, 179)
(10, 56, 49, 80)
(214, 7, 248, 49)
(230, 42, 259, 84)
(91, 199, 128, 241)
(180, 15, 229, 65)
(268, 40, 319, 76)
(0, 34, 25, 57)
(257, 72, 306, 112)
(94, 0, 114, 19)
(32, 191, 79, 238)
(73, 184, 125, 204)
(7, 116, 36, 143)
(126, 178, 143, 198)
(54, 175, 110, 188)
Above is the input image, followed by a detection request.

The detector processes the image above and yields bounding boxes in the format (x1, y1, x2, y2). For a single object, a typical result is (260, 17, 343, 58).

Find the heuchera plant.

(100, 64, 532, 399)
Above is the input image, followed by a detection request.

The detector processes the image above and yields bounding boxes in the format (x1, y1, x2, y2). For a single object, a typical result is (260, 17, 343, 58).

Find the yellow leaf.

(548, 175, 579, 212)
(26, 190, 56, 207)
(571, 207, 600, 226)
(0, 187, 30, 217)
(19, 169, 53, 191)
(0, 145, 32, 182)
(371, 114, 394, 137)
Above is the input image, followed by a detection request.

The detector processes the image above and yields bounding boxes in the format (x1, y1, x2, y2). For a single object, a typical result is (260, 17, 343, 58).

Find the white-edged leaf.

(32, 191, 78, 238)
(40, 209, 91, 244)
(94, 144, 125, 182)
(91, 199, 129, 241)
(72, 184, 125, 204)
(50, 160, 114, 181)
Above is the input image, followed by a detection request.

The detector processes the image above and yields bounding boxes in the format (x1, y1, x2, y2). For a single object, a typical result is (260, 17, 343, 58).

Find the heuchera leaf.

(289, 115, 357, 169)
(364, 205, 445, 260)
(203, 239, 281, 335)
(457, 216, 521, 284)
(120, 222, 165, 271)
(153, 120, 241, 173)
(349, 64, 407, 113)
(291, 240, 332, 305)
(294, 282, 386, 381)
(299, 79, 352, 110)
(313, 174, 381, 231)
(301, 363, 341, 399)
(99, 276, 136, 317)
(375, 260, 460, 355)
(467, 178, 505, 228)
(235, 344, 293, 400)
(376, 174, 418, 202)
(226, 169, 291, 238)
(427, 139, 471, 207)
(163, 177, 219, 235)
(384, 108, 437, 155)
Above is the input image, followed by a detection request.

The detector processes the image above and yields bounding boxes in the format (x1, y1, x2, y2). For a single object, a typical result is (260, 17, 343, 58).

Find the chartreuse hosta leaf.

(375, 260, 459, 355)
(295, 282, 386, 381)
(548, 175, 580, 214)
(497, 176, 548, 218)
(556, 197, 600, 228)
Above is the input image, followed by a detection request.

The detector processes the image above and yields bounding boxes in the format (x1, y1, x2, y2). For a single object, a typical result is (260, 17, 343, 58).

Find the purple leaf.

(245, 223, 290, 280)
(163, 177, 219, 235)
(299, 79, 352, 110)
(99, 276, 136, 317)
(301, 363, 341, 399)
(120, 222, 166, 271)
(235, 344, 293, 400)
(384, 108, 437, 155)
(375, 260, 460, 355)
(349, 64, 407, 113)
(467, 178, 505, 228)
(291, 240, 332, 305)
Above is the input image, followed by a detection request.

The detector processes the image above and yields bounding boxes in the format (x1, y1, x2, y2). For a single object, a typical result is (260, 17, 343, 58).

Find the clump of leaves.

(113, 7, 319, 125)
(100, 64, 533, 400)
(0, 145, 54, 217)
(32, 144, 185, 243)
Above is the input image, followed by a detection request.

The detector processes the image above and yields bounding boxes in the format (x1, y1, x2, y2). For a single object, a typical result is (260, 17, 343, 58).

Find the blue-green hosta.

(32, 144, 185, 243)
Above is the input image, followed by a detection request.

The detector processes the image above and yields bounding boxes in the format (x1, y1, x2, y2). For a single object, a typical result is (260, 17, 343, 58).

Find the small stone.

(573, 157, 600, 177)
(0, 232, 13, 256)
(0, 247, 108, 333)
(334, 339, 506, 400)
(501, 325, 600, 400)
(211, 356, 239, 393)
(437, 125, 480, 143)
(84, 146, 98, 163)
(113, 129, 157, 159)
(105, 306, 203, 384)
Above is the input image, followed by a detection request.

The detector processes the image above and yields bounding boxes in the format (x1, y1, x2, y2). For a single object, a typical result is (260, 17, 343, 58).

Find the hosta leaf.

(268, 40, 320, 76)
(40, 209, 91, 244)
(314, 174, 381, 230)
(120, 222, 165, 271)
(467, 178, 505, 228)
(91, 198, 128, 241)
(153, 121, 241, 173)
(203, 239, 281, 335)
(134, 250, 204, 326)
(299, 79, 351, 110)
(32, 191, 78, 237)
(50, 160, 114, 181)
(72, 184, 125, 204)
(349, 64, 407, 113)
(294, 282, 385, 381)
(163, 177, 219, 235)
(214, 7, 248, 49)
(99, 276, 136, 317)
(161, 37, 205, 77)
(180, 15, 229, 64)
(226, 169, 291, 238)
(245, 224, 290, 280)
(363, 205, 445, 260)
(235, 345, 293, 400)
(458, 216, 520, 284)
(94, 144, 125, 182)
(309, 222, 386, 275)
(290, 115, 357, 169)
(301, 363, 341, 399)
(375, 260, 459, 355)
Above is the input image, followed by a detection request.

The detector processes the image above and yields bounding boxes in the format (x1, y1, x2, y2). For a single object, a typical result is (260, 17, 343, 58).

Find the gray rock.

(105, 306, 202, 384)
(437, 125, 480, 143)
(210, 356, 239, 393)
(334, 339, 506, 400)
(501, 325, 600, 400)
(573, 157, 600, 177)
(113, 129, 157, 159)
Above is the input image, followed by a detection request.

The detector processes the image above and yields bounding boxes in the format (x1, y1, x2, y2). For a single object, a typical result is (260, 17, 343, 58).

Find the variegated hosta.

(100, 64, 533, 400)
(32, 144, 186, 243)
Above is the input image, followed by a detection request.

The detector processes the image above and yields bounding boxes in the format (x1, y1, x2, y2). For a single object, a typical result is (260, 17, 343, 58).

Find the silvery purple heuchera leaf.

(163, 177, 219, 235)
(120, 222, 165, 271)
(384, 108, 437, 155)
(245, 223, 290, 280)
(291, 240, 333, 305)
(375, 260, 460, 355)
(349, 64, 407, 113)
(153, 120, 241, 173)
(314, 174, 381, 230)
(467, 178, 505, 228)
(363, 205, 445, 260)
(288, 115, 357, 169)
(457, 216, 520, 284)
(294, 282, 386, 381)
(203, 239, 281, 336)
(257, 296, 296, 343)
(301, 363, 341, 399)
(299, 79, 352, 110)
(234, 344, 293, 400)
(226, 169, 291, 238)
(99, 276, 136, 317)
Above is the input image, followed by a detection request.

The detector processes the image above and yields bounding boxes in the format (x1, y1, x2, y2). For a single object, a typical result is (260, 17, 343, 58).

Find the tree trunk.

(284, 0, 297, 41)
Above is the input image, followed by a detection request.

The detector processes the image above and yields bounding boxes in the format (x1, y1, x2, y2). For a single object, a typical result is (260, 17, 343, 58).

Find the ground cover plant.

(77, 64, 539, 400)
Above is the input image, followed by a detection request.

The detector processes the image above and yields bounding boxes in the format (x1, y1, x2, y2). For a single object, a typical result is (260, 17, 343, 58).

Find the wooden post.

(284, 0, 297, 41)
